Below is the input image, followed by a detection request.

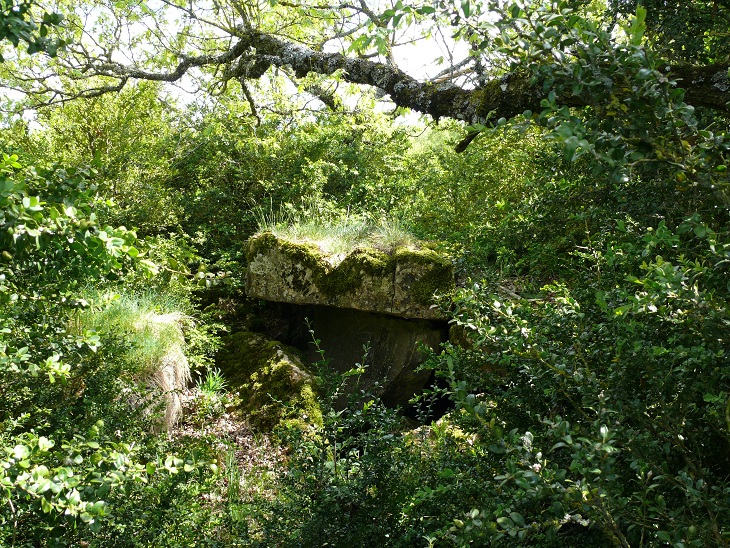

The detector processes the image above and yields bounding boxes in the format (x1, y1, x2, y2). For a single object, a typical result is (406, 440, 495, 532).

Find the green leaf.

(497, 516, 515, 529)
(38, 437, 54, 451)
(139, 259, 159, 276)
(13, 444, 30, 459)
(509, 512, 525, 526)
(564, 136, 579, 161)
(627, 5, 647, 46)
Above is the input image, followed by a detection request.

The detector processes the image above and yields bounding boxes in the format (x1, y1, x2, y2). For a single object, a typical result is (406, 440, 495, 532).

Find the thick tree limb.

(241, 32, 545, 124)
(20, 30, 730, 131)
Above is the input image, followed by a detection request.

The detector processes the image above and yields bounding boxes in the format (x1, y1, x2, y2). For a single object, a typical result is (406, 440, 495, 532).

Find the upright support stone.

(305, 307, 446, 409)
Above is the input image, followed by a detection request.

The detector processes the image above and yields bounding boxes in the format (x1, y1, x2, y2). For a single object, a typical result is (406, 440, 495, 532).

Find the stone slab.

(245, 232, 453, 320)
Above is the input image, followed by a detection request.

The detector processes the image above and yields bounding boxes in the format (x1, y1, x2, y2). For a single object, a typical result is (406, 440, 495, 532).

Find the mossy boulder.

(215, 331, 322, 431)
(245, 232, 454, 320)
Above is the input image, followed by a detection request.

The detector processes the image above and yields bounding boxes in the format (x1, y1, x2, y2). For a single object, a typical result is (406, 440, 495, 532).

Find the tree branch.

(13, 30, 730, 142)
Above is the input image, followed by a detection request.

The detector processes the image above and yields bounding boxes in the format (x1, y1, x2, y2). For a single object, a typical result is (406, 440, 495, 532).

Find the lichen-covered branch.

(19, 29, 730, 130)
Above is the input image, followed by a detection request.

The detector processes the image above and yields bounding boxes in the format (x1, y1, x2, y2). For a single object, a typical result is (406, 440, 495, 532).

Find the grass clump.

(70, 289, 197, 431)
(254, 198, 417, 258)
(71, 290, 191, 375)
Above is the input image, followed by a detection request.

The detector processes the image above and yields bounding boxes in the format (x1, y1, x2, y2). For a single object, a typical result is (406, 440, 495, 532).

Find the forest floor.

(173, 388, 284, 496)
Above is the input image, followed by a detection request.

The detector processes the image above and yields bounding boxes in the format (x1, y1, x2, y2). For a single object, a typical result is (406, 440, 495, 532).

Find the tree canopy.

(0, 0, 64, 61)
(2, 1, 729, 119)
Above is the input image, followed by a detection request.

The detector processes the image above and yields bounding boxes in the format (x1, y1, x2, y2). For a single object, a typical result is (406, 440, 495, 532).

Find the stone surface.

(135, 313, 191, 433)
(305, 306, 447, 409)
(245, 232, 454, 320)
(215, 331, 322, 431)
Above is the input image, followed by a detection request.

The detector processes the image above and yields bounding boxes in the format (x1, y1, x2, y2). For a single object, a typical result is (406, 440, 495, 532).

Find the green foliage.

(609, 0, 730, 64)
(192, 368, 232, 421)
(0, 151, 155, 543)
(1, 421, 150, 544)
(250, 336, 420, 547)
(395, 123, 553, 245)
(420, 235, 730, 544)
(0, 154, 147, 303)
(1, 0, 729, 544)
(0, 150, 221, 545)
(198, 367, 226, 395)
(0, 151, 147, 415)
(214, 5, 729, 544)
(164, 105, 416, 258)
(0, 0, 65, 61)
(481, 3, 730, 196)
(18, 82, 183, 235)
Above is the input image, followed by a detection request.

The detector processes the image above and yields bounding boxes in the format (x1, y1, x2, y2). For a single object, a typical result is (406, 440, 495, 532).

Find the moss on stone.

(317, 247, 395, 296)
(215, 331, 322, 431)
(248, 232, 328, 271)
(277, 239, 328, 271)
(394, 247, 455, 305)
(246, 232, 278, 263)
(246, 232, 454, 317)
(393, 246, 447, 265)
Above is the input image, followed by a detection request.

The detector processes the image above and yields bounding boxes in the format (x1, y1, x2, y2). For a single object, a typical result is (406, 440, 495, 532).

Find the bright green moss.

(394, 247, 455, 305)
(246, 232, 278, 263)
(215, 331, 323, 431)
(248, 231, 326, 271)
(317, 247, 395, 296)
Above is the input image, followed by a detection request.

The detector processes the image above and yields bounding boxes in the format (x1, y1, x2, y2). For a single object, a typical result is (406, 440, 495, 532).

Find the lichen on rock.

(393, 246, 455, 312)
(245, 232, 454, 319)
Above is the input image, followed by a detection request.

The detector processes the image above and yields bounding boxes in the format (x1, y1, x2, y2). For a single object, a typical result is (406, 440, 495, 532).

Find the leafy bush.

(0, 151, 220, 545)
(0, 151, 156, 543)
(248, 336, 420, 546)
(417, 215, 730, 545)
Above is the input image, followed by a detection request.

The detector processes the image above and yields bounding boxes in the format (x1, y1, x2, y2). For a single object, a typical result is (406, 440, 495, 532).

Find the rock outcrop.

(245, 232, 454, 320)
(237, 232, 454, 416)
(132, 312, 191, 433)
